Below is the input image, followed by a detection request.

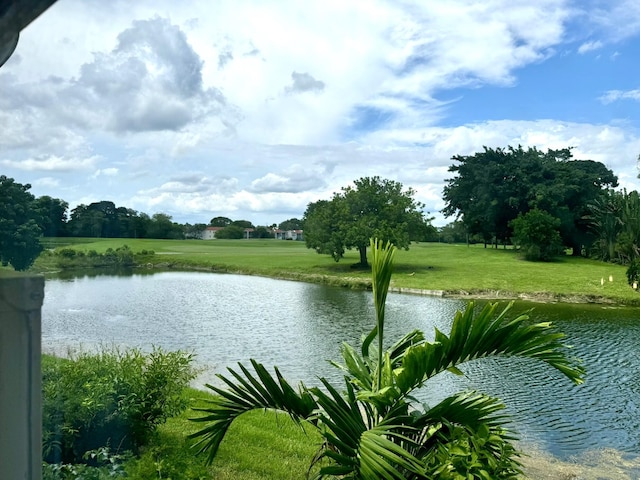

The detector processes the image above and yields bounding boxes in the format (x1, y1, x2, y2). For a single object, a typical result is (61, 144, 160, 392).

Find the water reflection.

(42, 271, 640, 463)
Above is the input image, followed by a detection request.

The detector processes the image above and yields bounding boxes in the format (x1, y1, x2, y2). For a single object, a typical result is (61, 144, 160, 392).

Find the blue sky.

(1, 0, 640, 226)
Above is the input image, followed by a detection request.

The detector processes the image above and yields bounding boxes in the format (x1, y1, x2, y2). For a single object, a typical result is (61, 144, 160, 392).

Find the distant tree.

(304, 177, 428, 266)
(511, 209, 564, 261)
(215, 225, 245, 239)
(302, 199, 346, 261)
(0, 176, 43, 270)
(210, 216, 232, 227)
(443, 146, 617, 253)
(253, 226, 272, 238)
(439, 221, 470, 244)
(230, 220, 254, 229)
(278, 218, 303, 231)
(185, 223, 208, 239)
(115, 207, 140, 238)
(586, 189, 624, 262)
(67, 201, 120, 237)
(35, 195, 68, 237)
(587, 189, 640, 264)
(146, 213, 184, 239)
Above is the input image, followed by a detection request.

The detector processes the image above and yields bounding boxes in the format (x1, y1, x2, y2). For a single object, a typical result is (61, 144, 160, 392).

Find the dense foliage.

(42, 348, 196, 465)
(442, 146, 617, 255)
(511, 209, 564, 261)
(303, 177, 433, 266)
(588, 188, 640, 264)
(0, 175, 44, 270)
(191, 239, 584, 479)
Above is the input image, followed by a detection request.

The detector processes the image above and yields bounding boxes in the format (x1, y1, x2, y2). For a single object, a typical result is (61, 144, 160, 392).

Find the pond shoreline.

(134, 261, 636, 306)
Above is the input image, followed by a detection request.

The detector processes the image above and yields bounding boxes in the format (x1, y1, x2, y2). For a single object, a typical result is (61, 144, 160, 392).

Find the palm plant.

(190, 239, 584, 479)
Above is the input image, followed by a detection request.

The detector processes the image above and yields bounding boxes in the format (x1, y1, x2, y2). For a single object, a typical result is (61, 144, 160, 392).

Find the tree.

(214, 225, 245, 239)
(230, 219, 254, 229)
(511, 209, 563, 261)
(443, 146, 617, 253)
(146, 213, 184, 239)
(587, 189, 640, 264)
(210, 217, 232, 227)
(185, 223, 208, 239)
(67, 201, 120, 237)
(278, 218, 303, 231)
(304, 177, 427, 266)
(0, 175, 44, 270)
(253, 226, 272, 238)
(35, 195, 69, 237)
(191, 239, 584, 478)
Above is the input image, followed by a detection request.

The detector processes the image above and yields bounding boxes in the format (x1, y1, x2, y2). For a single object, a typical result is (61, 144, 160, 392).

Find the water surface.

(42, 271, 640, 463)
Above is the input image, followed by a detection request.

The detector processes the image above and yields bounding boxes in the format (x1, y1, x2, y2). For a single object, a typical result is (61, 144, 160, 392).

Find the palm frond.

(189, 359, 316, 464)
(396, 302, 584, 395)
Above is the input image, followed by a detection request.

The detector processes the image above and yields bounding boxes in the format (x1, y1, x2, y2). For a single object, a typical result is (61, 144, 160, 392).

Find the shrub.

(42, 448, 128, 480)
(511, 209, 564, 261)
(626, 259, 640, 287)
(43, 348, 196, 465)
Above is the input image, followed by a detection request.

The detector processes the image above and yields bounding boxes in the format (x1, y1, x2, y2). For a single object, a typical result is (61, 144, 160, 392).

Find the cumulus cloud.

(71, 17, 232, 133)
(3, 0, 640, 227)
(284, 72, 325, 94)
(250, 162, 332, 193)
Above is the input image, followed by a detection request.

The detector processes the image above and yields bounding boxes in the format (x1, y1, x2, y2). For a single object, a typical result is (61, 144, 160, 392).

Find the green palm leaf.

(189, 359, 316, 464)
(396, 302, 584, 395)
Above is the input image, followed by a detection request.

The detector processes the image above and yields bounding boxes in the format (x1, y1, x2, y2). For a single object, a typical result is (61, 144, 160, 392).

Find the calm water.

(42, 270, 640, 462)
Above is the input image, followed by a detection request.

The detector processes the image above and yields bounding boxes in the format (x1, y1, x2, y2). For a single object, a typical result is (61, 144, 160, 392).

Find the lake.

(42, 270, 640, 465)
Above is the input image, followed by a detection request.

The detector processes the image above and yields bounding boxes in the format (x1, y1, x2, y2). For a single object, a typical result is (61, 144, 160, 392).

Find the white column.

(0, 274, 44, 480)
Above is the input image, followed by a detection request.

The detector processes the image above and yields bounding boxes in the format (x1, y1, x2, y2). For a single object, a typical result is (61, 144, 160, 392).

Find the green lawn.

(33, 238, 639, 304)
(124, 388, 321, 479)
(128, 388, 638, 480)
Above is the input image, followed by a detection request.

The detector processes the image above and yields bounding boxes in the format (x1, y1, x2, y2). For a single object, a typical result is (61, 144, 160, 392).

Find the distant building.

(201, 226, 257, 239)
(274, 229, 304, 241)
(202, 226, 225, 239)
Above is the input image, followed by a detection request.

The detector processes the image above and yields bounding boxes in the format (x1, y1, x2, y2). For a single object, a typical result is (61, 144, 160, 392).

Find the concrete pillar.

(0, 273, 44, 480)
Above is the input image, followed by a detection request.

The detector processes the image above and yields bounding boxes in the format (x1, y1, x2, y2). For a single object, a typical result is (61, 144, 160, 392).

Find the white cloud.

(578, 40, 603, 54)
(599, 89, 640, 104)
(0, 155, 99, 172)
(2, 0, 640, 228)
(91, 168, 119, 179)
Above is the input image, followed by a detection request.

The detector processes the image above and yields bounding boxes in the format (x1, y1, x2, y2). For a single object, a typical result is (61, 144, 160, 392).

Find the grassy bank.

(34, 238, 639, 304)
(133, 388, 640, 480)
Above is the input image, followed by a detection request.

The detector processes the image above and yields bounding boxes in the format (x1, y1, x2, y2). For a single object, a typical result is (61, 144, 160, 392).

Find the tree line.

(437, 145, 640, 267)
(0, 175, 304, 270)
(1, 144, 636, 271)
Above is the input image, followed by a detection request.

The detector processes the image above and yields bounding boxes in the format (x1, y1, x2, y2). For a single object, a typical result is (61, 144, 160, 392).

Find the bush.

(511, 209, 564, 261)
(626, 259, 640, 287)
(43, 348, 196, 465)
(43, 448, 127, 480)
(54, 245, 136, 269)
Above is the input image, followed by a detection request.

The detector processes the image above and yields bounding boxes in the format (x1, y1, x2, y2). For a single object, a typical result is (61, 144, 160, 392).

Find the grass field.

(131, 389, 640, 480)
(34, 238, 639, 304)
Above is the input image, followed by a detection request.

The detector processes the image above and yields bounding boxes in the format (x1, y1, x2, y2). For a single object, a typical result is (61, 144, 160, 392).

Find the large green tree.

(443, 146, 617, 254)
(35, 195, 69, 237)
(0, 175, 44, 270)
(304, 177, 428, 266)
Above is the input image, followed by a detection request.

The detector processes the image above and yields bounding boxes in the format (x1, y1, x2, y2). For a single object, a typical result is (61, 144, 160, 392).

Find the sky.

(2, 0, 640, 227)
